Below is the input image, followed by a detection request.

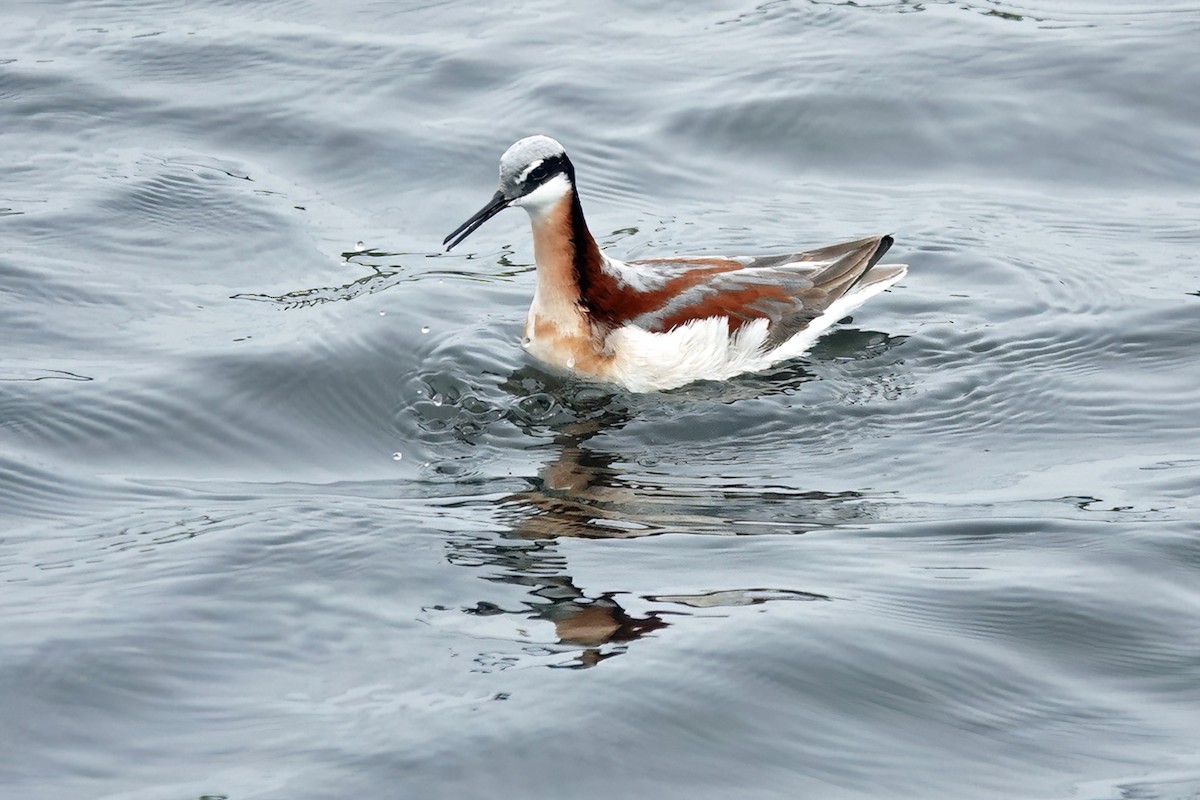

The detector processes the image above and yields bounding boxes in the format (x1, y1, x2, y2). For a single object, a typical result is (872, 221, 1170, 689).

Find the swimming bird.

(444, 135, 906, 392)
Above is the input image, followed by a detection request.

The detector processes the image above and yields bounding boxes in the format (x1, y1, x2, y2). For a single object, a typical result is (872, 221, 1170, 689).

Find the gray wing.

(619, 235, 894, 347)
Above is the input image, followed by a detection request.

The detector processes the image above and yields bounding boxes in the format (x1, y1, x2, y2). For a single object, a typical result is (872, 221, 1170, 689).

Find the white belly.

(522, 267, 904, 392)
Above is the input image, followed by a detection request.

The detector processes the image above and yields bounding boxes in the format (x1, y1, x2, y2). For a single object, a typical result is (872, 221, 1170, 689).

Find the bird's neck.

(527, 186, 605, 330)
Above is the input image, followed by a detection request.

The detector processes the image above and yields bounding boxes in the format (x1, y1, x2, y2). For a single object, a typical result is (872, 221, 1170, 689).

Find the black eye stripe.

(524, 153, 565, 185)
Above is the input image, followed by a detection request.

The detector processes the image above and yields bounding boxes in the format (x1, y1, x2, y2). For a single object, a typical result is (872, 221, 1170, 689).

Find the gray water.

(3, 1, 1199, 798)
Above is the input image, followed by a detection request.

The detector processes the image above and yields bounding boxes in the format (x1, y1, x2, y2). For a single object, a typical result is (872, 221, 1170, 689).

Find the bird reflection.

(445, 532, 676, 669)
(444, 401, 678, 667)
(438, 331, 903, 668)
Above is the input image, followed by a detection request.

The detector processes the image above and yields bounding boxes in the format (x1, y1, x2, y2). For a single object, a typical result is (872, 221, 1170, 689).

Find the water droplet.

(391, 452, 403, 461)
(355, 241, 366, 251)
(521, 336, 531, 348)
(566, 356, 576, 369)
(421, 325, 430, 334)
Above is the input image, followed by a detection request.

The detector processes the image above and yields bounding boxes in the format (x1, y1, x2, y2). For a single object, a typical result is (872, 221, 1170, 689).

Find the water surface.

(2, 1, 1199, 798)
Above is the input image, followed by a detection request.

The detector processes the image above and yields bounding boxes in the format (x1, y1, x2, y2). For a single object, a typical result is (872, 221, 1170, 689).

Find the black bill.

(443, 190, 509, 251)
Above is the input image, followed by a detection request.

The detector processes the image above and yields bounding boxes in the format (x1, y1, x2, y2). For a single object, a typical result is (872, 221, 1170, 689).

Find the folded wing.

(613, 235, 895, 349)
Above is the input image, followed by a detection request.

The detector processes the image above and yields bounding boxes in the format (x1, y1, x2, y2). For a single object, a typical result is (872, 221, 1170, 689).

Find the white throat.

(511, 173, 572, 220)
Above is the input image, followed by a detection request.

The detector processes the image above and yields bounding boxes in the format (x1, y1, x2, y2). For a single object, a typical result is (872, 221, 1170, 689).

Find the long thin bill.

(444, 190, 509, 251)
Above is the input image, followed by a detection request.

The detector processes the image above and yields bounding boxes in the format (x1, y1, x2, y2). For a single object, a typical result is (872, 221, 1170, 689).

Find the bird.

(443, 135, 906, 392)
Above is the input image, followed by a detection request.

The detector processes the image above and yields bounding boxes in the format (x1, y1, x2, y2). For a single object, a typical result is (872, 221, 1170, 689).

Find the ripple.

(3, 1, 1200, 798)
(234, 252, 534, 309)
(0, 369, 92, 383)
(0, 455, 116, 524)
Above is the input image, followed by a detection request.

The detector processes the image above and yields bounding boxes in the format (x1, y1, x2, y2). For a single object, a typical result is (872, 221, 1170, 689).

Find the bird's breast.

(523, 309, 615, 379)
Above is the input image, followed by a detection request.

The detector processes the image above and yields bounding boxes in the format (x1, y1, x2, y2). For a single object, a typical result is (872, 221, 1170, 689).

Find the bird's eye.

(526, 163, 549, 183)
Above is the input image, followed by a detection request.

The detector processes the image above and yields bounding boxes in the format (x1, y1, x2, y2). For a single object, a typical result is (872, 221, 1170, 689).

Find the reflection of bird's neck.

(540, 441, 616, 494)
(504, 432, 624, 540)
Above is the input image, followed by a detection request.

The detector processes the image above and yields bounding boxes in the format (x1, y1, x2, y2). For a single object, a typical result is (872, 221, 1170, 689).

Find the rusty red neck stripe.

(564, 185, 611, 323)
(560, 183, 744, 332)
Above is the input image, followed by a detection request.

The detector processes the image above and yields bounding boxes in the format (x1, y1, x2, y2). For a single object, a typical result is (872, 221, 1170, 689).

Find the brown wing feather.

(580, 258, 743, 328)
(616, 235, 893, 346)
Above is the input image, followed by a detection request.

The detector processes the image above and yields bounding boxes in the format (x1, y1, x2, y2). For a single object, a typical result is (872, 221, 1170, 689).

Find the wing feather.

(608, 235, 894, 348)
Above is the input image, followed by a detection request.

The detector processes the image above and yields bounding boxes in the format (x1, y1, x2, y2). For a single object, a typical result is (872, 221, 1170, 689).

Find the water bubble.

(517, 393, 556, 420)
(521, 336, 531, 348)
(461, 395, 488, 414)
(566, 356, 576, 369)
(355, 241, 366, 251)
(391, 452, 403, 461)
(421, 325, 430, 334)
(379, 311, 386, 316)
(432, 393, 443, 407)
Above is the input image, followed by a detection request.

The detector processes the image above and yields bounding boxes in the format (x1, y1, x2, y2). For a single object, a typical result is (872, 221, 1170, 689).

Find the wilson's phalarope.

(444, 135, 906, 392)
